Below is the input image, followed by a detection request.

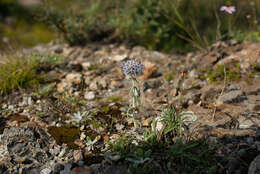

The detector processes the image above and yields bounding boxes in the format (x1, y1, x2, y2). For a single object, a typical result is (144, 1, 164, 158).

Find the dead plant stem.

(212, 65, 226, 120)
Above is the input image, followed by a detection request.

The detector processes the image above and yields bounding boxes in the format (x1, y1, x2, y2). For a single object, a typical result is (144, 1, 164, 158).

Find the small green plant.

(107, 135, 137, 157)
(160, 105, 183, 137)
(36, 82, 56, 97)
(59, 92, 86, 109)
(163, 71, 175, 82)
(86, 135, 100, 151)
(168, 139, 221, 173)
(39, 53, 64, 65)
(71, 111, 88, 124)
(0, 54, 42, 95)
(144, 105, 183, 145)
(206, 63, 241, 84)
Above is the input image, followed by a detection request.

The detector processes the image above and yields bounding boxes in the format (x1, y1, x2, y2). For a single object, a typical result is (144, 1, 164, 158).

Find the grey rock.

(255, 142, 260, 151)
(73, 150, 83, 163)
(22, 167, 41, 174)
(238, 116, 260, 129)
(60, 163, 72, 174)
(70, 166, 93, 174)
(217, 90, 246, 105)
(53, 163, 64, 174)
(0, 164, 8, 174)
(103, 164, 128, 174)
(0, 126, 73, 173)
(248, 155, 260, 174)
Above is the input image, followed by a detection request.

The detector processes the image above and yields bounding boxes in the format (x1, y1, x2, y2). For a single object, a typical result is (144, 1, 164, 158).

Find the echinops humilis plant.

(121, 59, 143, 127)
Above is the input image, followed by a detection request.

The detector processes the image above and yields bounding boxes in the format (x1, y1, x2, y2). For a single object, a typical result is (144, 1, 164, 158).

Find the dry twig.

(212, 65, 226, 120)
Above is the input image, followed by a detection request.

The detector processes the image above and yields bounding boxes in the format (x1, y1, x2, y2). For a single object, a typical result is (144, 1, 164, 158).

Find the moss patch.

(199, 61, 242, 84)
(163, 72, 175, 82)
(48, 126, 80, 149)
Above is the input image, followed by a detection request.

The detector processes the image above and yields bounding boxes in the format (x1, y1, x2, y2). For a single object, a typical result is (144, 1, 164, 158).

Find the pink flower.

(220, 6, 236, 14)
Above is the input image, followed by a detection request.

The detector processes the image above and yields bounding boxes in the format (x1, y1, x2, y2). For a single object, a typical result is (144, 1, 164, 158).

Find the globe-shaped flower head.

(121, 59, 143, 77)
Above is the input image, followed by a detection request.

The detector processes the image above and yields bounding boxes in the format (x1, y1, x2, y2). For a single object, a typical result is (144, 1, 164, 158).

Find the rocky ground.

(0, 40, 260, 174)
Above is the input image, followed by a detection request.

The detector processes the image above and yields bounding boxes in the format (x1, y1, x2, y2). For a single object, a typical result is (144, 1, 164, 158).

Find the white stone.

(84, 91, 96, 100)
(65, 73, 82, 84)
(82, 62, 91, 70)
(7, 105, 14, 110)
(2, 104, 7, 109)
(110, 54, 128, 62)
(73, 150, 83, 163)
(80, 132, 86, 140)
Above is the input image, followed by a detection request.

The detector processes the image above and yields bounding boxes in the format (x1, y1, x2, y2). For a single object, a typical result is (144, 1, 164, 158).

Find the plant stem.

(228, 15, 232, 37)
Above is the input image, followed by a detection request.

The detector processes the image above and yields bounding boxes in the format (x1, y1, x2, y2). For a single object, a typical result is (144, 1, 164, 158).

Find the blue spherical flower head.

(121, 59, 143, 77)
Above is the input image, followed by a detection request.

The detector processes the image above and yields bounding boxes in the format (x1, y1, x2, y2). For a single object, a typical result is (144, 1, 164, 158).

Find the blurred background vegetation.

(0, 0, 260, 52)
(0, 0, 56, 49)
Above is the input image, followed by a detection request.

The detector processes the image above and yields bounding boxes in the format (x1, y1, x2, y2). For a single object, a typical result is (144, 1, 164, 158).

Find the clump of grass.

(0, 54, 42, 95)
(0, 53, 64, 95)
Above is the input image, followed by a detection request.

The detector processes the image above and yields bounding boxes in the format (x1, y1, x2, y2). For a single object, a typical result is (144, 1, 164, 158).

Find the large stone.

(70, 166, 93, 174)
(248, 155, 260, 174)
(139, 60, 158, 80)
(216, 90, 245, 105)
(73, 150, 83, 163)
(238, 116, 260, 129)
(0, 126, 55, 173)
